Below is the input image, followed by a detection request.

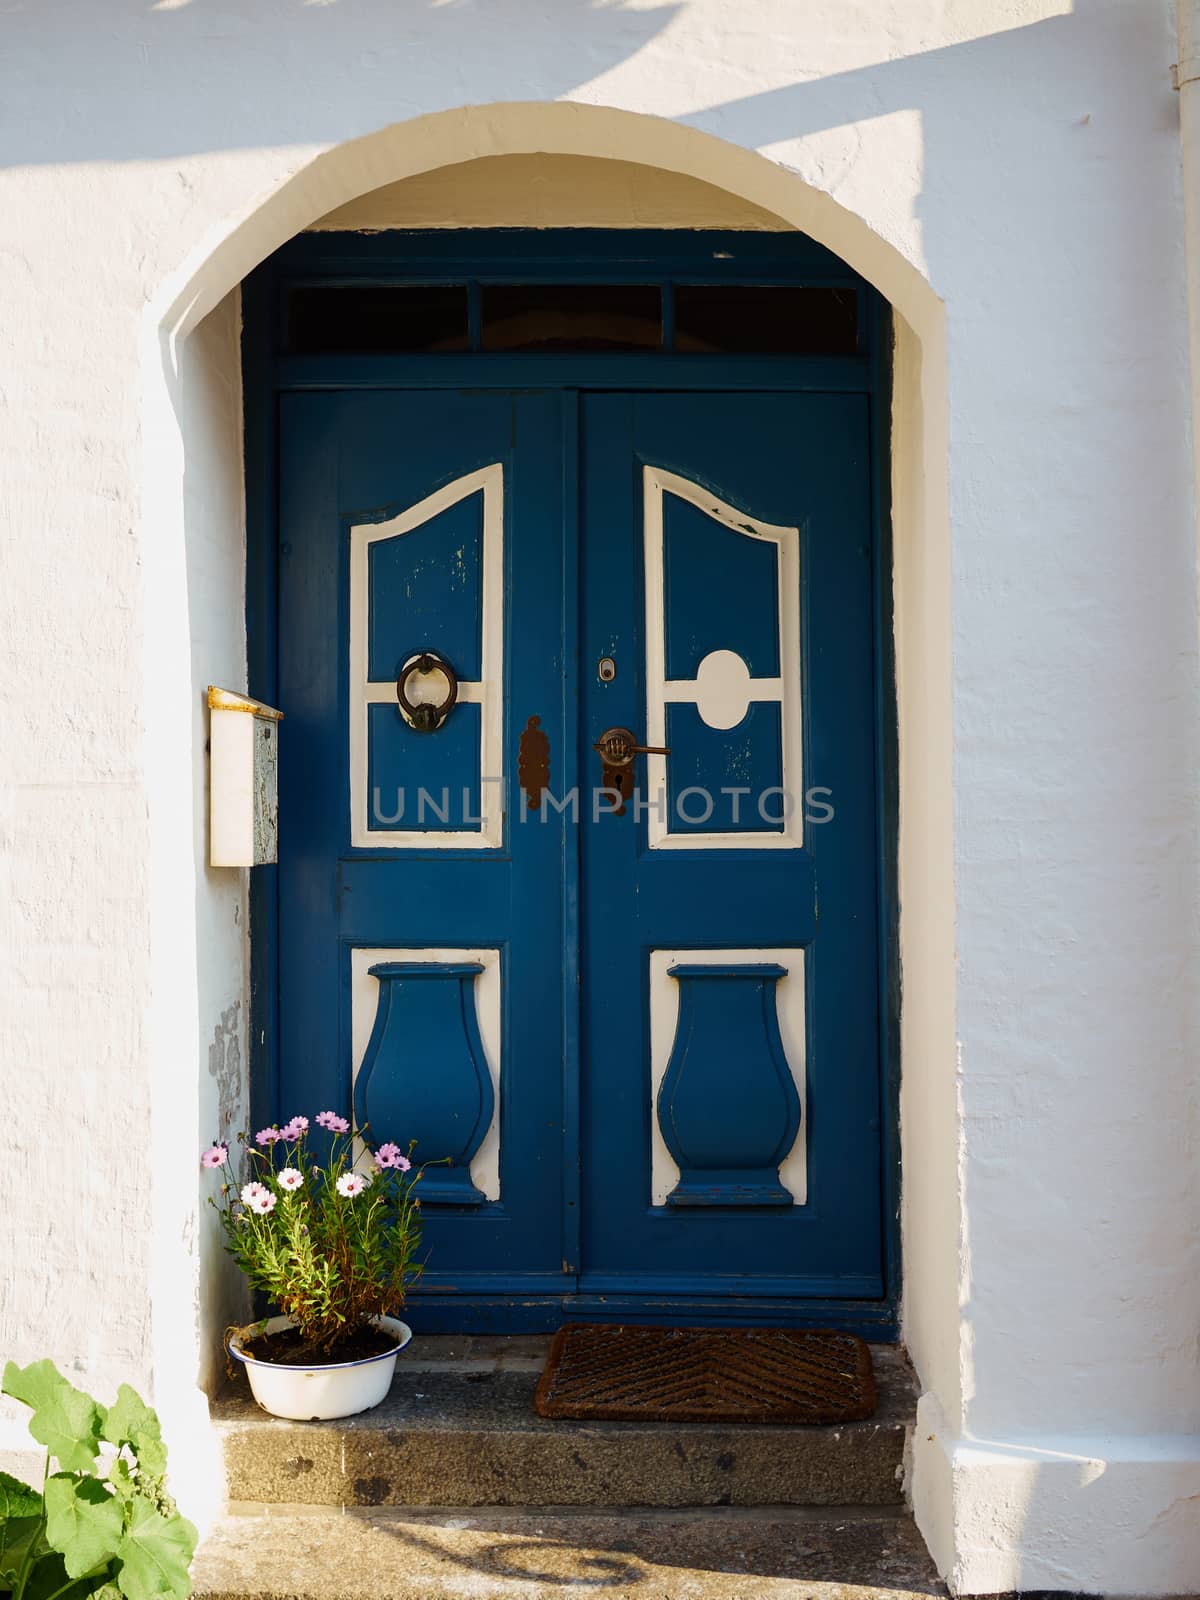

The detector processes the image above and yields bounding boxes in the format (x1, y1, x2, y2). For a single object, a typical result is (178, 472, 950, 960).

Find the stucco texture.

(0, 1, 1197, 1593)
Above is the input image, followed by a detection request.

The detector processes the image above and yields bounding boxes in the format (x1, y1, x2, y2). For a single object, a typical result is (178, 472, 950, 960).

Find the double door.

(277, 386, 884, 1326)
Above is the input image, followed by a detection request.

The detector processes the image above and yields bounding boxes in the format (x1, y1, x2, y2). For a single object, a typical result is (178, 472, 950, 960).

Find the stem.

(12, 1453, 51, 1600)
(38, 1577, 92, 1600)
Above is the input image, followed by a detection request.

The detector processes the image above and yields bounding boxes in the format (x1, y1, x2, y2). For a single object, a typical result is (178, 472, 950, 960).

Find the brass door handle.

(593, 727, 669, 819)
(593, 726, 671, 767)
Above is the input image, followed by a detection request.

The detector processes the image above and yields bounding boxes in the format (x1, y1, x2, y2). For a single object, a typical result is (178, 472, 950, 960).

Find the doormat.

(533, 1324, 876, 1424)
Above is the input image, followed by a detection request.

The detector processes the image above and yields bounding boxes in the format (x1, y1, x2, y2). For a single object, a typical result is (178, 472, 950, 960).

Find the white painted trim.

(643, 466, 803, 849)
(349, 464, 504, 849)
(648, 948, 806, 1206)
(913, 1392, 1200, 1595)
(350, 946, 501, 1202)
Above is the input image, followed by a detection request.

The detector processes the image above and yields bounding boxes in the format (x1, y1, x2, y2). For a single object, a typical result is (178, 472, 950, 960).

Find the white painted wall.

(0, 2, 1196, 1592)
(181, 293, 253, 1392)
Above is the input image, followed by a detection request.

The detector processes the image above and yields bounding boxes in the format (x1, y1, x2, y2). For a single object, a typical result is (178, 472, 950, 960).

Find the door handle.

(593, 726, 671, 768)
(593, 727, 670, 818)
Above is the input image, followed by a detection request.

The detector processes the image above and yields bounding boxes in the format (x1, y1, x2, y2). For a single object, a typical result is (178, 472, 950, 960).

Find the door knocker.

(396, 651, 459, 733)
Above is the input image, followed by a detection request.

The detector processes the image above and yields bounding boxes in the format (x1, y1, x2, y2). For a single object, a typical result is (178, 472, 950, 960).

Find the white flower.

(246, 1190, 276, 1216)
(336, 1172, 367, 1198)
(240, 1182, 268, 1206)
(277, 1168, 304, 1192)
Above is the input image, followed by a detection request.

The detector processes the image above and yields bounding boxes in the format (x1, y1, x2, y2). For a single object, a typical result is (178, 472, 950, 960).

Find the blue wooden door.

(276, 384, 883, 1326)
(278, 389, 574, 1304)
(579, 393, 883, 1304)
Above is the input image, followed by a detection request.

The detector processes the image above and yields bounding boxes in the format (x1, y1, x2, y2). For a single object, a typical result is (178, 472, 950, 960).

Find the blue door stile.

(278, 390, 577, 1316)
(579, 392, 883, 1309)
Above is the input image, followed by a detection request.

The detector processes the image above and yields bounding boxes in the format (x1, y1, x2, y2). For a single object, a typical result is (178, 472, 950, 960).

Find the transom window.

(283, 278, 860, 356)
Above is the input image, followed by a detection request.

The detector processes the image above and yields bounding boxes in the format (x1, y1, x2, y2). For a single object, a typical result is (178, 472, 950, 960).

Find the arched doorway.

(144, 112, 953, 1430)
(242, 223, 897, 1332)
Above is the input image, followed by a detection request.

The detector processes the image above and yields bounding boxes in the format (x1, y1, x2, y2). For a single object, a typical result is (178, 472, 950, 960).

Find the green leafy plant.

(0, 1361, 196, 1600)
(202, 1112, 426, 1356)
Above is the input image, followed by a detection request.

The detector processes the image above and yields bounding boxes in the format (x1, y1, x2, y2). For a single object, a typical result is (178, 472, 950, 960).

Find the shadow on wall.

(0, 2, 1171, 197)
(0, 0, 683, 165)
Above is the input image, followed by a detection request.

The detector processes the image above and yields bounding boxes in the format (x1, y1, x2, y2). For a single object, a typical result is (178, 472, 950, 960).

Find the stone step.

(212, 1337, 914, 1509)
(193, 1505, 945, 1600)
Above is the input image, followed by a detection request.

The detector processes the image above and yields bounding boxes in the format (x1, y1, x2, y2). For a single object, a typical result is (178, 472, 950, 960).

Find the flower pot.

(227, 1314, 412, 1420)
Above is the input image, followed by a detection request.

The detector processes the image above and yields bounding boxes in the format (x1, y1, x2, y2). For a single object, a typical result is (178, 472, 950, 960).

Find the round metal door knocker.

(396, 651, 459, 733)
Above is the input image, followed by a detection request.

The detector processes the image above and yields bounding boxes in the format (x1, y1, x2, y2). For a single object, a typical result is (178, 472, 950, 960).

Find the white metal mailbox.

(207, 686, 283, 866)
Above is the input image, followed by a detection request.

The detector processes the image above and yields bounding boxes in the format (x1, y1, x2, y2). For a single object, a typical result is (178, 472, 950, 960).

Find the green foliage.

(0, 1478, 41, 1525)
(44, 1479, 124, 1580)
(204, 1119, 428, 1355)
(0, 1363, 196, 1600)
(0, 1474, 43, 1591)
(112, 1500, 193, 1600)
(101, 1394, 166, 1489)
(2, 1366, 102, 1478)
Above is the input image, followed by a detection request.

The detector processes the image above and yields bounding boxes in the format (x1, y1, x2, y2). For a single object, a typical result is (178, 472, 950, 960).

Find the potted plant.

(200, 1112, 423, 1420)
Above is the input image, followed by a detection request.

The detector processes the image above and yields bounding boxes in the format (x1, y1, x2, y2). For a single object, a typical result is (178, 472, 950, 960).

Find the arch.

(139, 104, 956, 1545)
(154, 102, 941, 345)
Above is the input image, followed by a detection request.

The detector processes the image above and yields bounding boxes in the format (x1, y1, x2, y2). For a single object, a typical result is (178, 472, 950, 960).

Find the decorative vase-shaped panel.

(355, 961, 493, 1204)
(657, 963, 799, 1206)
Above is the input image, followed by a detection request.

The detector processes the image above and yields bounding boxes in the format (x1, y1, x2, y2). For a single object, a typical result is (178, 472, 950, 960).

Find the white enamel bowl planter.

(227, 1314, 413, 1420)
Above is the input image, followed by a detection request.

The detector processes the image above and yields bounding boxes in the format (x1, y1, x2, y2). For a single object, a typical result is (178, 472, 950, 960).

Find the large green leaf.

(44, 1476, 124, 1580)
(0, 1473, 41, 1522)
(2, 1363, 102, 1476)
(0, 1469, 45, 1590)
(0, 1516, 47, 1590)
(100, 1393, 165, 1484)
(0, 1465, 45, 1593)
(113, 1498, 195, 1600)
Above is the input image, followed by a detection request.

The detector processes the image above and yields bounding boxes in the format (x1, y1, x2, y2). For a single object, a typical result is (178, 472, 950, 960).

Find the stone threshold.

(194, 1502, 947, 1600)
(212, 1336, 916, 1509)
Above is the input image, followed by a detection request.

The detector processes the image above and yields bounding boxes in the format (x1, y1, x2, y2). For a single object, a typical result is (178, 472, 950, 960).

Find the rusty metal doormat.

(533, 1324, 876, 1424)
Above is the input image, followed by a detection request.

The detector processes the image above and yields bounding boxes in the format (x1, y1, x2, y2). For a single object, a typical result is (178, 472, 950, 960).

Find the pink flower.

(336, 1172, 368, 1198)
(374, 1143, 411, 1173)
(255, 1127, 280, 1147)
(277, 1168, 304, 1192)
(200, 1143, 228, 1169)
(278, 1115, 308, 1142)
(316, 1111, 350, 1134)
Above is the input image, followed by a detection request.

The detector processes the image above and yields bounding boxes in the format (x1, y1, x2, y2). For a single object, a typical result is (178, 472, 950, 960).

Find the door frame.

(242, 228, 900, 1336)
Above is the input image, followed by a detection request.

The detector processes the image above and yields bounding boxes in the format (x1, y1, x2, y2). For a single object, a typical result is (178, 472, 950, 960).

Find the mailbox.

(207, 686, 283, 866)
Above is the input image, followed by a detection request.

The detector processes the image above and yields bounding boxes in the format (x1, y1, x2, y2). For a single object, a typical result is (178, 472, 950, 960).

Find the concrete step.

(193, 1504, 946, 1600)
(212, 1337, 914, 1510)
